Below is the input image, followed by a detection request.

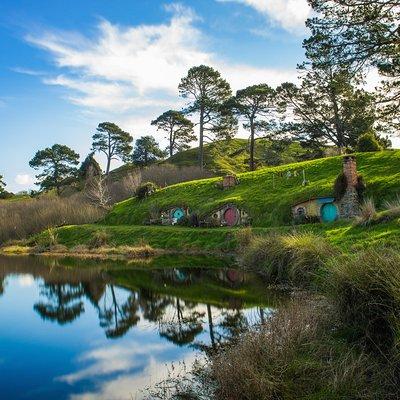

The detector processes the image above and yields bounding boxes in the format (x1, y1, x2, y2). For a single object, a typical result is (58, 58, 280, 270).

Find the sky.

(0, 0, 389, 192)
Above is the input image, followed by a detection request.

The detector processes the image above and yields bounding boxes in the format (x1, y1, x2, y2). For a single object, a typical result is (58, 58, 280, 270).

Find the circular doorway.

(172, 208, 185, 221)
(223, 207, 239, 226)
(321, 203, 338, 223)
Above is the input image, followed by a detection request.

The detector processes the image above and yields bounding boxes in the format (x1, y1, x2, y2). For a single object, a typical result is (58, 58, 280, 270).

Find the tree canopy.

(306, 0, 400, 130)
(276, 68, 379, 150)
(131, 136, 166, 166)
(179, 65, 237, 168)
(230, 84, 277, 170)
(0, 175, 5, 193)
(29, 144, 80, 195)
(151, 110, 196, 157)
(92, 122, 133, 175)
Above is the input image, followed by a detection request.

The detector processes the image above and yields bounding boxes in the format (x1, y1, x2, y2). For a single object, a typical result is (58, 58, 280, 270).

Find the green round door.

(172, 208, 185, 220)
(321, 203, 338, 222)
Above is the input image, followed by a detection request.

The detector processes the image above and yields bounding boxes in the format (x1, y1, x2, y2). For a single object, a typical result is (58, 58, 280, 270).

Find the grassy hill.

(110, 138, 313, 179)
(104, 150, 400, 228)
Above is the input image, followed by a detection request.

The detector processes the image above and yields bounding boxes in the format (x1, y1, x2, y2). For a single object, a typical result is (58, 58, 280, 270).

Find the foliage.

(211, 300, 383, 400)
(179, 65, 237, 168)
(92, 122, 133, 175)
(131, 136, 166, 166)
(229, 84, 277, 171)
(29, 144, 80, 195)
(151, 110, 196, 157)
(276, 70, 379, 150)
(357, 131, 383, 152)
(104, 151, 400, 228)
(78, 152, 102, 179)
(167, 138, 315, 174)
(306, 0, 400, 131)
(136, 182, 158, 200)
(88, 230, 110, 248)
(240, 232, 336, 287)
(354, 198, 377, 226)
(328, 249, 400, 354)
(0, 174, 5, 193)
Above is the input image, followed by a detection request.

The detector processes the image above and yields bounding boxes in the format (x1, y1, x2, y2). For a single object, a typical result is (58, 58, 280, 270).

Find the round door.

(223, 207, 238, 226)
(321, 203, 338, 223)
(172, 208, 185, 221)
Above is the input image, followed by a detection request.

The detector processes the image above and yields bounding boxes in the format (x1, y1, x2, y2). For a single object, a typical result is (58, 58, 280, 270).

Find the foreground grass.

(27, 217, 400, 256)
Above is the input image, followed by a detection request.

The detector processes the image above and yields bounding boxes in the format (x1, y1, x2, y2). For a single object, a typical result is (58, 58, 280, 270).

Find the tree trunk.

(199, 105, 205, 169)
(169, 128, 174, 158)
(105, 156, 111, 176)
(207, 303, 216, 350)
(249, 120, 255, 171)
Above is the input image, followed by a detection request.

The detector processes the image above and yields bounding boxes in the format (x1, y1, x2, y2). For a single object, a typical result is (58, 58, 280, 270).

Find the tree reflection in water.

(34, 283, 85, 325)
(98, 285, 140, 338)
(0, 255, 280, 349)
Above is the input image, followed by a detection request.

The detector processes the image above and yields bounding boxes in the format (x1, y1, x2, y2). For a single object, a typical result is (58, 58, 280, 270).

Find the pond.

(0, 255, 282, 400)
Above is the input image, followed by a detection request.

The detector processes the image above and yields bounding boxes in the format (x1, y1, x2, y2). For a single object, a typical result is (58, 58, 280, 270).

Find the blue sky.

(1, 0, 315, 192)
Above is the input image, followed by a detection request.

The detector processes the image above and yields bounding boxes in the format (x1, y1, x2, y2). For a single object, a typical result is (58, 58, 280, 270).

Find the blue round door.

(321, 203, 338, 222)
(172, 208, 185, 220)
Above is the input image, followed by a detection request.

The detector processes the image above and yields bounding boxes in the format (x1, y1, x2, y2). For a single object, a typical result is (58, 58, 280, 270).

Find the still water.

(0, 255, 280, 400)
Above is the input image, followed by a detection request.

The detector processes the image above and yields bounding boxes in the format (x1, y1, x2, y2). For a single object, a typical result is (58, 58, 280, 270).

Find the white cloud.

(217, 0, 311, 33)
(18, 275, 34, 287)
(22, 4, 297, 152)
(15, 174, 35, 186)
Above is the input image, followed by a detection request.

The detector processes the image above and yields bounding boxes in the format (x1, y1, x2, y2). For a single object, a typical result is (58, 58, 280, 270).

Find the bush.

(354, 198, 377, 226)
(136, 182, 158, 200)
(241, 233, 336, 287)
(211, 300, 382, 400)
(328, 249, 400, 354)
(89, 230, 110, 248)
(357, 132, 383, 152)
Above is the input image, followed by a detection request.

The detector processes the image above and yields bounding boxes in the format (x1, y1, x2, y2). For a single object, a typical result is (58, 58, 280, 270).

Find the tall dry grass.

(211, 299, 383, 400)
(141, 164, 214, 187)
(240, 232, 337, 287)
(0, 194, 105, 243)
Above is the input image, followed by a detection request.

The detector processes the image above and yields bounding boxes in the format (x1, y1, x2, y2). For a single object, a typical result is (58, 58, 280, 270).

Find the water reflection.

(0, 255, 283, 399)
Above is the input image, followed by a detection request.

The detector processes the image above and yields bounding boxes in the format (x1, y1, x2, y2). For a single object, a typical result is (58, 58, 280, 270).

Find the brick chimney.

(339, 156, 360, 218)
(343, 156, 358, 189)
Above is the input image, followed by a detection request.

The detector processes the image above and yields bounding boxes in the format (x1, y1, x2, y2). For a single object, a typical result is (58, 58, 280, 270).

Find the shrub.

(136, 182, 158, 200)
(241, 233, 336, 287)
(211, 300, 382, 400)
(235, 227, 253, 249)
(89, 230, 110, 248)
(354, 198, 377, 226)
(328, 249, 400, 354)
(357, 132, 383, 152)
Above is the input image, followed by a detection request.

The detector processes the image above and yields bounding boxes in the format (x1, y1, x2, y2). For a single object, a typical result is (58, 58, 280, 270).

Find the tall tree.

(276, 69, 378, 151)
(305, 0, 400, 130)
(29, 144, 79, 195)
(179, 65, 237, 169)
(92, 122, 133, 175)
(151, 110, 196, 158)
(0, 175, 5, 193)
(78, 152, 102, 180)
(230, 84, 277, 171)
(131, 136, 166, 166)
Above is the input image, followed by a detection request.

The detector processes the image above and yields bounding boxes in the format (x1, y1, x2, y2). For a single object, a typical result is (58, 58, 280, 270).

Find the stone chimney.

(339, 156, 360, 218)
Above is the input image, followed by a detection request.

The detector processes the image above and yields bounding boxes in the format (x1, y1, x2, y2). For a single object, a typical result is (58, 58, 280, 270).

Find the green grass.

(33, 218, 400, 254)
(104, 150, 400, 228)
(110, 138, 310, 178)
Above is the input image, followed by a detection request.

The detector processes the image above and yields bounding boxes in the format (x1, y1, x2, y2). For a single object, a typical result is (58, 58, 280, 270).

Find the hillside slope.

(104, 151, 400, 228)
(110, 138, 312, 179)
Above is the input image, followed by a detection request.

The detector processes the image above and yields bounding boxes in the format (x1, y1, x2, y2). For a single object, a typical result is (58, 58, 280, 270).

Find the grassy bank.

(104, 151, 400, 227)
(23, 217, 400, 257)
